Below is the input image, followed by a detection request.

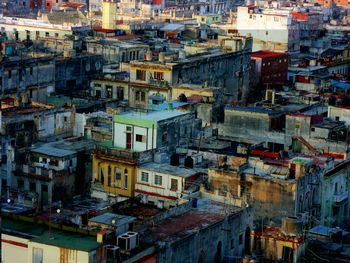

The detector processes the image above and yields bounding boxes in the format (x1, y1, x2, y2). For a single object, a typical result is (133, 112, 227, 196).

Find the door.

(126, 133, 132, 149)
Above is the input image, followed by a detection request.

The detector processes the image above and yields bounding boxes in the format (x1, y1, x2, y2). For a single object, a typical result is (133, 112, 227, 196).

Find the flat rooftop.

(32, 232, 102, 252)
(139, 162, 200, 178)
(2, 217, 102, 252)
(143, 198, 242, 243)
(31, 145, 76, 158)
(114, 110, 190, 123)
(89, 212, 136, 227)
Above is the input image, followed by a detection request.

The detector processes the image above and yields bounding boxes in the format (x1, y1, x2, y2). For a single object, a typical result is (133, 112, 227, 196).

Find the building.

(135, 162, 202, 208)
(86, 39, 148, 64)
(205, 156, 322, 225)
(112, 110, 200, 152)
(129, 36, 252, 102)
(320, 159, 350, 227)
(1, 55, 55, 102)
(1, 217, 104, 263)
(144, 197, 253, 263)
(91, 109, 201, 202)
(0, 16, 90, 42)
(12, 143, 78, 210)
(102, 0, 118, 30)
(251, 50, 288, 86)
(237, 5, 300, 52)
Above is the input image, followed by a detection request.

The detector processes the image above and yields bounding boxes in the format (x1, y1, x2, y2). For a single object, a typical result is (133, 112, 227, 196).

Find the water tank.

(281, 217, 303, 236)
(105, 245, 120, 263)
(170, 154, 180, 166)
(184, 156, 194, 168)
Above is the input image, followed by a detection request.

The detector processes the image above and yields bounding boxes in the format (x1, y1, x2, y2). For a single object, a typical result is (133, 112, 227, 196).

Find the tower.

(102, 0, 117, 30)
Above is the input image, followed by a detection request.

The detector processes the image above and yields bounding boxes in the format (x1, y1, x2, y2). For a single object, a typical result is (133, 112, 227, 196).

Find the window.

(136, 134, 145, 142)
(106, 85, 113, 98)
(136, 69, 146, 81)
(170, 178, 178, 191)
(230, 239, 235, 249)
(219, 184, 228, 196)
(141, 172, 149, 182)
(162, 132, 168, 143)
(154, 174, 162, 186)
(239, 234, 243, 245)
(33, 248, 43, 263)
(135, 91, 140, 101)
(30, 182, 36, 192)
(45, 32, 49, 37)
(30, 67, 33, 75)
(100, 168, 105, 184)
(115, 167, 121, 180)
(153, 71, 164, 80)
(55, 33, 59, 38)
(124, 169, 128, 189)
(8, 70, 11, 79)
(141, 92, 146, 101)
(108, 166, 111, 186)
(336, 116, 340, 121)
(17, 179, 24, 190)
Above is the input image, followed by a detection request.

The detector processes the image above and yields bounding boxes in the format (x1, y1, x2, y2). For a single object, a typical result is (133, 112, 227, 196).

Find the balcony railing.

(94, 144, 154, 164)
(148, 79, 169, 87)
(333, 192, 348, 203)
(16, 164, 73, 180)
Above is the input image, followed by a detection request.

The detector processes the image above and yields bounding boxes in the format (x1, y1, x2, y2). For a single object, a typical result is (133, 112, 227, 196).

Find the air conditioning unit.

(117, 232, 139, 251)
(104, 245, 120, 263)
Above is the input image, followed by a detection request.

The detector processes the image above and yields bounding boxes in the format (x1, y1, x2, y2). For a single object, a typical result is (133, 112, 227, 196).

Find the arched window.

(100, 167, 104, 185)
(124, 169, 128, 189)
(334, 182, 338, 195)
(114, 167, 121, 181)
(108, 166, 111, 186)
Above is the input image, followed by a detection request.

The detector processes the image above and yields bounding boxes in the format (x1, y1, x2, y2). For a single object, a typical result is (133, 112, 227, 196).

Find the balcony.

(15, 164, 73, 180)
(148, 78, 169, 87)
(333, 192, 348, 204)
(94, 144, 153, 164)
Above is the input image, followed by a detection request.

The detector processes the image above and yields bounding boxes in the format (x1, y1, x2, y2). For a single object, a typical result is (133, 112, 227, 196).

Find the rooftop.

(89, 212, 136, 227)
(113, 110, 190, 125)
(31, 145, 76, 158)
(251, 50, 286, 59)
(2, 217, 102, 252)
(139, 162, 201, 178)
(144, 198, 242, 243)
(31, 232, 102, 252)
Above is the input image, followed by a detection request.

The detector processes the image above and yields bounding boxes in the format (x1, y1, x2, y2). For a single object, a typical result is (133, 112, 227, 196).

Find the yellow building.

(91, 142, 138, 201)
(102, 0, 117, 30)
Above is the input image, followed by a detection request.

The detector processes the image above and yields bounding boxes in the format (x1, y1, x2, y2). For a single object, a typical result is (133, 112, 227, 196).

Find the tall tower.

(102, 0, 117, 30)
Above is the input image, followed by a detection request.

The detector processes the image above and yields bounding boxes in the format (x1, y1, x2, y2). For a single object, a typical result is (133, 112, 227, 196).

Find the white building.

(113, 110, 199, 153)
(135, 162, 201, 208)
(328, 105, 350, 127)
(236, 5, 300, 52)
(0, 16, 89, 41)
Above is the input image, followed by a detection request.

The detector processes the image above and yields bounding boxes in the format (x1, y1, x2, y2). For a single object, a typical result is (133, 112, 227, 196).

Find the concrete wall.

(328, 106, 350, 127)
(157, 208, 252, 263)
(27, 242, 91, 263)
(1, 234, 29, 263)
